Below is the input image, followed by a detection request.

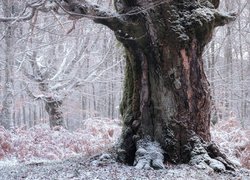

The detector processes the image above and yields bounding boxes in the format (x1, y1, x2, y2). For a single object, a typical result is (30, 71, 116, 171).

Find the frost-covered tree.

(22, 21, 104, 129)
(0, 0, 20, 129)
(0, 0, 237, 170)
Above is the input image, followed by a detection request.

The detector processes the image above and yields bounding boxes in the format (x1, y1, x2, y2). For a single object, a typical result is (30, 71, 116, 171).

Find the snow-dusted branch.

(56, 0, 125, 31)
(214, 11, 237, 27)
(23, 82, 42, 100)
(0, 0, 46, 22)
(0, 8, 36, 22)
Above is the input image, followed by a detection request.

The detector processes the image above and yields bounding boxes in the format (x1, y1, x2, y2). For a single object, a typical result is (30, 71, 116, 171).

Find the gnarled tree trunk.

(45, 97, 64, 129)
(111, 0, 236, 170)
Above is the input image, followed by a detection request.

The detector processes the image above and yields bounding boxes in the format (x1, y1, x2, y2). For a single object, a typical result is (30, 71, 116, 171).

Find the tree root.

(206, 143, 237, 171)
(189, 136, 237, 172)
(133, 136, 165, 170)
(89, 153, 116, 167)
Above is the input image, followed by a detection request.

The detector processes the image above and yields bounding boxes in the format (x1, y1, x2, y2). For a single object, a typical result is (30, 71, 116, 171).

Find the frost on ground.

(211, 117, 250, 169)
(0, 155, 249, 180)
(0, 118, 121, 164)
(0, 117, 250, 179)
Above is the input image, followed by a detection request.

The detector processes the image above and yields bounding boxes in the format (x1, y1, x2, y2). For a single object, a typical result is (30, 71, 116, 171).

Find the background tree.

(205, 0, 249, 127)
(0, 0, 123, 129)
(0, 1, 23, 129)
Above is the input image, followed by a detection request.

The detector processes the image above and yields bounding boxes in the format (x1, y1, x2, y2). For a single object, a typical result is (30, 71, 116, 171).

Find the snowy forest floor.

(0, 117, 250, 179)
(0, 154, 249, 180)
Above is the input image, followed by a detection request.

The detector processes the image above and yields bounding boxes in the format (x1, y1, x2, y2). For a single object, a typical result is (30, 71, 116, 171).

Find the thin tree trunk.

(224, 1, 233, 119)
(81, 94, 87, 120)
(237, 5, 246, 127)
(0, 1, 15, 129)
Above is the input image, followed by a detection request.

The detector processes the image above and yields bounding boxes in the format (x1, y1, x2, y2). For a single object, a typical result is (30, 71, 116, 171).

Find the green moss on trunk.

(114, 0, 236, 169)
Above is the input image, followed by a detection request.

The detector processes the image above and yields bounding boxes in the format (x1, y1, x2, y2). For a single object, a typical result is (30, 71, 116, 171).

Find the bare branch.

(214, 11, 237, 27)
(0, 7, 36, 22)
(56, 0, 125, 31)
(0, 0, 125, 31)
(210, 0, 219, 9)
(23, 82, 38, 100)
(0, 0, 59, 22)
(0, 0, 49, 22)
(28, 52, 45, 82)
(23, 69, 36, 81)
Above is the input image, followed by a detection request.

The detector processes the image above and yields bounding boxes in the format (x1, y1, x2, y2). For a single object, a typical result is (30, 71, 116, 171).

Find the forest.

(0, 0, 249, 179)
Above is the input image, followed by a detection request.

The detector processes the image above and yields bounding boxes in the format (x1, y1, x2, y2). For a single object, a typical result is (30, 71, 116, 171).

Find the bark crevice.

(115, 0, 236, 170)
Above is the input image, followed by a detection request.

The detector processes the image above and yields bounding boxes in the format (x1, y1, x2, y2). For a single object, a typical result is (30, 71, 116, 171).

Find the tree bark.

(45, 97, 64, 129)
(112, 0, 236, 170)
(0, 1, 16, 129)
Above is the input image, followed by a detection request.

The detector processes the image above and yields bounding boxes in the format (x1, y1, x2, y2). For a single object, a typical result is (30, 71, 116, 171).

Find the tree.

(0, 0, 19, 129)
(23, 23, 102, 128)
(0, 0, 237, 170)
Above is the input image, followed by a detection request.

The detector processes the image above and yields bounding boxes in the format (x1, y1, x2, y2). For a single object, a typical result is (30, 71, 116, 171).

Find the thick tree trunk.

(114, 0, 236, 170)
(118, 37, 211, 165)
(45, 97, 64, 129)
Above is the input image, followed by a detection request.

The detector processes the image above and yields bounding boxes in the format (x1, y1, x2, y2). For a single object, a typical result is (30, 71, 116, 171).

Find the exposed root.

(133, 136, 165, 170)
(89, 151, 116, 167)
(189, 136, 237, 172)
(206, 143, 237, 171)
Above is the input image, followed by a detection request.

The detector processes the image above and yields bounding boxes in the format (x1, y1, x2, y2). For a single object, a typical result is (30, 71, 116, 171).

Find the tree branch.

(0, 7, 36, 22)
(56, 0, 125, 31)
(23, 82, 40, 100)
(214, 11, 237, 27)
(0, 0, 125, 31)
(0, 0, 47, 22)
(210, 0, 219, 9)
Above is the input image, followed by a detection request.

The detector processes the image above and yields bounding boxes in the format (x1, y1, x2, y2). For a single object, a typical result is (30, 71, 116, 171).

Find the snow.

(0, 156, 249, 180)
(134, 137, 164, 170)
(211, 118, 250, 169)
(0, 117, 250, 179)
(0, 158, 18, 167)
(191, 8, 215, 25)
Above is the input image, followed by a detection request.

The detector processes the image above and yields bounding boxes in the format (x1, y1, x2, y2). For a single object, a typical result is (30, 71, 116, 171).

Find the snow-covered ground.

(211, 118, 250, 169)
(0, 117, 250, 179)
(0, 154, 249, 180)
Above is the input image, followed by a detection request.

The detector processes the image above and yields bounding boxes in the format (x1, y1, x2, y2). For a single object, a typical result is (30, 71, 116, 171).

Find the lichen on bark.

(114, 0, 237, 170)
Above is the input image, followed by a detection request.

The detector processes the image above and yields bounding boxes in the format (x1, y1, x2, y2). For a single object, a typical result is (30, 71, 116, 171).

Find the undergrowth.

(211, 117, 250, 169)
(0, 117, 249, 169)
